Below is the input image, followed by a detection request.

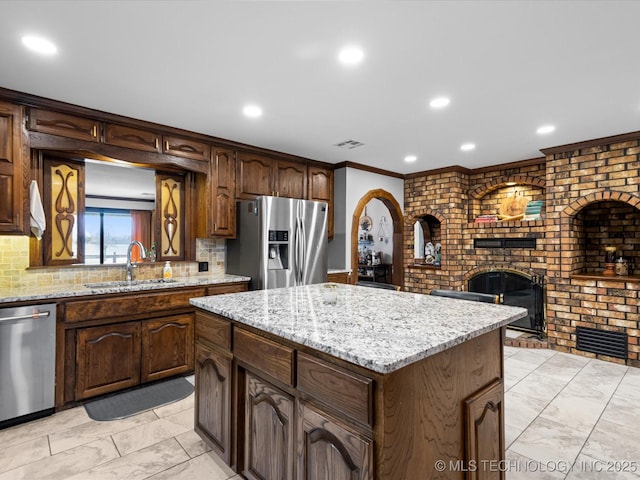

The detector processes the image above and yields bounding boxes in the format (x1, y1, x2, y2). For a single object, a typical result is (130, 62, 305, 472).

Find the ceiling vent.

(335, 139, 365, 150)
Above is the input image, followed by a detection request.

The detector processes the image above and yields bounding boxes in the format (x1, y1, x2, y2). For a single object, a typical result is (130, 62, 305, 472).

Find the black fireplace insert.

(468, 271, 545, 334)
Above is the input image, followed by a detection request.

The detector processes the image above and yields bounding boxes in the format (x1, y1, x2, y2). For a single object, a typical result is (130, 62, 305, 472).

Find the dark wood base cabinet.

(76, 322, 141, 400)
(194, 309, 506, 480)
(298, 403, 372, 480)
(194, 342, 232, 464)
(244, 373, 294, 480)
(141, 314, 194, 383)
(57, 282, 248, 407)
(75, 314, 194, 401)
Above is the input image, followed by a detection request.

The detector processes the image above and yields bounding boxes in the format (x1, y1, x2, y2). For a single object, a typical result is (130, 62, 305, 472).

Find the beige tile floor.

(0, 347, 639, 479)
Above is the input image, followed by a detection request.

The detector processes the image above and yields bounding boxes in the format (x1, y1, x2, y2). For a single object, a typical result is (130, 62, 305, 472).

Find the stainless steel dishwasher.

(0, 303, 56, 427)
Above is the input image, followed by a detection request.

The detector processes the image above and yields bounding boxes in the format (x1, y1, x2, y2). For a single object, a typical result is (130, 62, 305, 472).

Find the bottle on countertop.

(163, 261, 173, 280)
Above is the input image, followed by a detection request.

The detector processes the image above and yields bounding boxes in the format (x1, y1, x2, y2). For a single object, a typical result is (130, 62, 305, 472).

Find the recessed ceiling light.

(429, 97, 450, 109)
(21, 35, 57, 55)
(404, 155, 417, 163)
(243, 105, 263, 118)
(460, 143, 476, 151)
(536, 125, 555, 134)
(338, 46, 364, 65)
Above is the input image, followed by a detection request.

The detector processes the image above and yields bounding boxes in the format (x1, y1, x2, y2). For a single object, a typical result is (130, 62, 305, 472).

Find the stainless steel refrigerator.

(226, 196, 328, 290)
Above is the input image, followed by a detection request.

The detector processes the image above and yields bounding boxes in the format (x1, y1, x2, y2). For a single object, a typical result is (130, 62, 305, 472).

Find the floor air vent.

(576, 327, 627, 359)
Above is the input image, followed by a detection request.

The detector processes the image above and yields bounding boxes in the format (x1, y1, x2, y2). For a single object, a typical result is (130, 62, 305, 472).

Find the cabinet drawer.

(205, 282, 248, 296)
(28, 108, 99, 142)
(162, 135, 210, 162)
(234, 328, 294, 386)
(65, 288, 205, 323)
(297, 353, 373, 426)
(195, 311, 231, 350)
(104, 123, 161, 153)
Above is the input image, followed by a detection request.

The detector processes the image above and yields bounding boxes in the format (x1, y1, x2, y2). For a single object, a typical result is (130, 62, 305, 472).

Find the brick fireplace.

(404, 132, 640, 367)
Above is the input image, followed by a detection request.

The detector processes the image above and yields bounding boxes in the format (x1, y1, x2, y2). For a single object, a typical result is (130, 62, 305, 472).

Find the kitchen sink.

(84, 279, 177, 289)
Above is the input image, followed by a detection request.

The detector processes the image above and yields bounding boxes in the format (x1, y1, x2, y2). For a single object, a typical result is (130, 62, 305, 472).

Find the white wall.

(329, 167, 404, 269)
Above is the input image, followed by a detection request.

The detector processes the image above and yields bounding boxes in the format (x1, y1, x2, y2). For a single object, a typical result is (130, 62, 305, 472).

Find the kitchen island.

(190, 283, 527, 480)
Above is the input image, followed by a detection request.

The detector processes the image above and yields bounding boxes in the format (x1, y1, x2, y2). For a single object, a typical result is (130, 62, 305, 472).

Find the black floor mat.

(84, 377, 194, 421)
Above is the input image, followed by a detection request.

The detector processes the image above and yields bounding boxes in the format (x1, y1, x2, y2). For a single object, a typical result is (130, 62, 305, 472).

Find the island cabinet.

(195, 313, 373, 479)
(194, 305, 509, 480)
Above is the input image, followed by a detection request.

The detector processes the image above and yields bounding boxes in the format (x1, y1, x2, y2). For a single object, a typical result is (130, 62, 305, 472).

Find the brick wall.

(404, 135, 640, 366)
(404, 161, 547, 294)
(545, 138, 640, 366)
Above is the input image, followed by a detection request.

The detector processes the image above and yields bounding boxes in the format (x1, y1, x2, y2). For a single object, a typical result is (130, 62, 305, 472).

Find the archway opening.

(351, 189, 403, 287)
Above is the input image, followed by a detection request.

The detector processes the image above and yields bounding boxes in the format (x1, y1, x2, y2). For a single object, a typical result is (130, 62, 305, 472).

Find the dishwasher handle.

(0, 310, 51, 323)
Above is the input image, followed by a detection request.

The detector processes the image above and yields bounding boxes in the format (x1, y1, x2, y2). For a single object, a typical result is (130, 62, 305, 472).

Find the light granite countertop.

(0, 274, 250, 304)
(190, 283, 527, 374)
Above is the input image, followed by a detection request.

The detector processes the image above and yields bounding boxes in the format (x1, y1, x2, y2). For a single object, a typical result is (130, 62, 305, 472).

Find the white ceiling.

(1, 1, 639, 175)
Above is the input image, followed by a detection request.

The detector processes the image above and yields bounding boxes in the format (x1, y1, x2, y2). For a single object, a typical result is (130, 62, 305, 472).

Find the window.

(84, 208, 133, 264)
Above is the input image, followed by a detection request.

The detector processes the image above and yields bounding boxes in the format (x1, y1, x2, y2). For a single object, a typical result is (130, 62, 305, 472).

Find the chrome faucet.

(126, 241, 147, 282)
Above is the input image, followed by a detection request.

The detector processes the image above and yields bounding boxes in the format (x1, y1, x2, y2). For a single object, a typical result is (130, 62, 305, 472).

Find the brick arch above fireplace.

(464, 265, 542, 283)
(469, 174, 547, 199)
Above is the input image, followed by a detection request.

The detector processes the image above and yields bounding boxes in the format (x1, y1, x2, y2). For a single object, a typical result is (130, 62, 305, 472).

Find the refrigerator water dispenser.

(268, 230, 289, 270)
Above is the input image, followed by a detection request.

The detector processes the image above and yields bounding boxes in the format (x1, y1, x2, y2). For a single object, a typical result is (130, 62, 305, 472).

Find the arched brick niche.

(407, 209, 446, 264)
(403, 209, 449, 293)
(469, 175, 546, 222)
(559, 192, 640, 277)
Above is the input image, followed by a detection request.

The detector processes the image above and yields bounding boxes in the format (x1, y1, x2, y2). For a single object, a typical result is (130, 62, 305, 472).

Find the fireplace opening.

(468, 271, 545, 334)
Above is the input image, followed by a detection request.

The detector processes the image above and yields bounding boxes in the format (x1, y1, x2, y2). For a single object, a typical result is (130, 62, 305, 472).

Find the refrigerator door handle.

(299, 213, 307, 285)
(294, 216, 301, 285)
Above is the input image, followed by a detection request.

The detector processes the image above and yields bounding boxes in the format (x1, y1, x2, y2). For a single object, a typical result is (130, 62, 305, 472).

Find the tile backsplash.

(0, 236, 226, 289)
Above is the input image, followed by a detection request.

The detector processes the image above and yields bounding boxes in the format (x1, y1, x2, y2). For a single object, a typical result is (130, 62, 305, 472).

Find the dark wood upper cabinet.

(104, 123, 161, 153)
(236, 152, 316, 202)
(0, 100, 27, 234)
(236, 152, 274, 199)
(162, 135, 210, 162)
(308, 166, 334, 238)
(211, 148, 236, 237)
(28, 108, 99, 143)
(274, 159, 306, 199)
